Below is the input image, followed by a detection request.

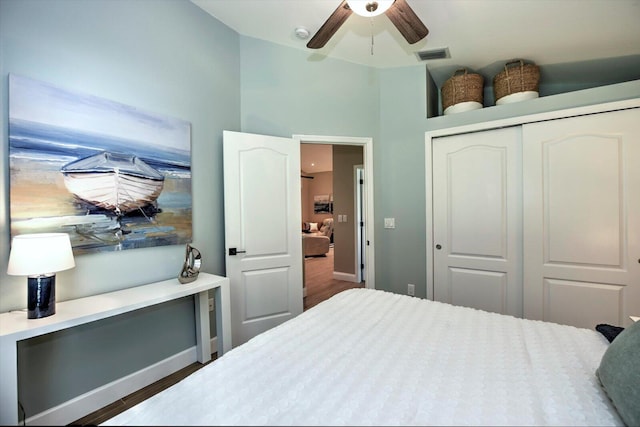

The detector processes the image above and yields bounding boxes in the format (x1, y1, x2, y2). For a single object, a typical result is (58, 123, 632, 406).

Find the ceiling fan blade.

(306, 1, 353, 49)
(385, 0, 429, 44)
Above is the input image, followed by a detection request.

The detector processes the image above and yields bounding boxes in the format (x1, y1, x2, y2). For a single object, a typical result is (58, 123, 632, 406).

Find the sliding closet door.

(432, 126, 523, 317)
(523, 108, 640, 328)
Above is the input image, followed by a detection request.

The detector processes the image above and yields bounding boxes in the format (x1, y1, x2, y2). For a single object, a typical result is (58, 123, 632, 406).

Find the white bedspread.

(103, 288, 623, 426)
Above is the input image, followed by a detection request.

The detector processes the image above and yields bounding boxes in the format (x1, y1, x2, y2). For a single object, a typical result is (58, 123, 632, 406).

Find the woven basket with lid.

(441, 68, 484, 112)
(493, 59, 540, 103)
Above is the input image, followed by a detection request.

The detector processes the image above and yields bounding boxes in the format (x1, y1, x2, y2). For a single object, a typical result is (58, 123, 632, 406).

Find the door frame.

(293, 134, 375, 290)
(354, 165, 365, 283)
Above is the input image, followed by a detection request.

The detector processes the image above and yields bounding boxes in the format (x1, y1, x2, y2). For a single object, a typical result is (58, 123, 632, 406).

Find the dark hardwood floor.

(71, 246, 361, 425)
(304, 245, 365, 310)
(69, 354, 217, 426)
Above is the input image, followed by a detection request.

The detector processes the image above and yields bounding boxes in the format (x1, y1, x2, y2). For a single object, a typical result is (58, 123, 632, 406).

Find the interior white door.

(523, 108, 640, 328)
(432, 126, 523, 317)
(223, 130, 303, 347)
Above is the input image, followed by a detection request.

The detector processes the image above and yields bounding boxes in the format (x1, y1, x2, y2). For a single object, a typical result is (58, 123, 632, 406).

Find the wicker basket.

(441, 68, 484, 112)
(493, 59, 540, 103)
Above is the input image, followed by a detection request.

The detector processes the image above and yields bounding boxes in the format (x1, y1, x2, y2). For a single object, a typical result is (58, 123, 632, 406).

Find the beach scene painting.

(9, 74, 192, 255)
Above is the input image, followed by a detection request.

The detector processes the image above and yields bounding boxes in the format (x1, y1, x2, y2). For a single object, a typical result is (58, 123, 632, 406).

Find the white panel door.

(433, 126, 522, 316)
(523, 108, 640, 328)
(223, 130, 303, 347)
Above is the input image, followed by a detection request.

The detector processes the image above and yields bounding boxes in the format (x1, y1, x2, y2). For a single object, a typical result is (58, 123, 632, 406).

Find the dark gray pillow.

(596, 320, 640, 426)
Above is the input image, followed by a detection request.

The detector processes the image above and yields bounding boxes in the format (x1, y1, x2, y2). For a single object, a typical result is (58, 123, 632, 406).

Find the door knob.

(435, 244, 442, 250)
(228, 248, 246, 256)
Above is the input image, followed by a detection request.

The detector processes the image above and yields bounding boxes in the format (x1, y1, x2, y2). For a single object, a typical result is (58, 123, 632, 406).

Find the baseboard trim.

(333, 271, 359, 283)
(26, 337, 217, 426)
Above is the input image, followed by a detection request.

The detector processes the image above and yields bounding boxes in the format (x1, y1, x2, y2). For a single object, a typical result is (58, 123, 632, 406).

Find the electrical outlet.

(208, 297, 214, 312)
(407, 284, 415, 296)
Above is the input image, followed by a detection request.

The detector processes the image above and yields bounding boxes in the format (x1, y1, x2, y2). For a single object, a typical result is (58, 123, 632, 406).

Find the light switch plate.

(384, 218, 395, 228)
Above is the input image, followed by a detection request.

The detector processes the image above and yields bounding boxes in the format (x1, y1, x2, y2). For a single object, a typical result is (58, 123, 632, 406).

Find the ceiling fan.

(306, 0, 429, 49)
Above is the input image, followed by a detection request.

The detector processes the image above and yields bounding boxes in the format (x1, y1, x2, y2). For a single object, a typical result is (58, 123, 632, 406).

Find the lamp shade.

(7, 233, 75, 276)
(347, 0, 394, 17)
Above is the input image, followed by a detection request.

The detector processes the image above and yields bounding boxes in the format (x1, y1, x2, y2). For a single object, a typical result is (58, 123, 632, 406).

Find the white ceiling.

(192, 0, 640, 86)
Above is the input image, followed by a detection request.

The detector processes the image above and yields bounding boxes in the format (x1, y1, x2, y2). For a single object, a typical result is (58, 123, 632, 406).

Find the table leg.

(215, 280, 232, 355)
(194, 291, 211, 364)
(0, 337, 19, 425)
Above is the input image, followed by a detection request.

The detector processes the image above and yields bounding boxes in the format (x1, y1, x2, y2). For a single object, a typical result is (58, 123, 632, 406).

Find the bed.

(102, 288, 638, 426)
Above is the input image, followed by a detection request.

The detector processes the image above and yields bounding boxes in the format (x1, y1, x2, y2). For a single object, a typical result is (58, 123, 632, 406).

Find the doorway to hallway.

(297, 134, 375, 307)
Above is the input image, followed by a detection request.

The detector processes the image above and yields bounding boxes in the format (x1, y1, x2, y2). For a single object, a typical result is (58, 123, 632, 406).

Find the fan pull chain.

(370, 17, 374, 55)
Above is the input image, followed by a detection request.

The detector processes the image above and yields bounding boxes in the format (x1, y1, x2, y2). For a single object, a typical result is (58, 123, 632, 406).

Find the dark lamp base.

(27, 274, 56, 319)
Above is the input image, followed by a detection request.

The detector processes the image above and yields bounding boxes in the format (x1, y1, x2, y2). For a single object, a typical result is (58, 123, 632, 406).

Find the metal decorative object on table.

(178, 243, 201, 284)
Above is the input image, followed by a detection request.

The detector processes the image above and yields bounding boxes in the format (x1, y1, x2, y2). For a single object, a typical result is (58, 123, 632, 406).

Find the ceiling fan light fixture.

(347, 0, 394, 17)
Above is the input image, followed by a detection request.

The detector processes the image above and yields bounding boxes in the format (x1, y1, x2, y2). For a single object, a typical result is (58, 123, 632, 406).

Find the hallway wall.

(333, 145, 363, 276)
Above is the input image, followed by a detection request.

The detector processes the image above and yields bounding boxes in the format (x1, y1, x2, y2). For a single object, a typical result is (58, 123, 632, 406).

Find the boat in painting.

(61, 152, 165, 215)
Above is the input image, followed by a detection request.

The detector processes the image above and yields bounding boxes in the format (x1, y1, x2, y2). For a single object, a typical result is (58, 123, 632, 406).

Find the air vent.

(416, 47, 450, 61)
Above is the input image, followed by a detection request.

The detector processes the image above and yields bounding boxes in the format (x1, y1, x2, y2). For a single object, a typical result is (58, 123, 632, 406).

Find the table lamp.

(7, 233, 75, 319)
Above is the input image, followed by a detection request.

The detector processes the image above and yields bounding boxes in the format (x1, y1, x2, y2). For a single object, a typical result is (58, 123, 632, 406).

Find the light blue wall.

(0, 0, 240, 417)
(239, 36, 380, 137)
(0, 0, 239, 309)
(237, 38, 433, 297)
(239, 48, 640, 301)
(377, 66, 430, 297)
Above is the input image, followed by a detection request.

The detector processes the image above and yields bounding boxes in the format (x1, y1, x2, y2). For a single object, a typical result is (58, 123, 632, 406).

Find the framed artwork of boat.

(8, 74, 193, 255)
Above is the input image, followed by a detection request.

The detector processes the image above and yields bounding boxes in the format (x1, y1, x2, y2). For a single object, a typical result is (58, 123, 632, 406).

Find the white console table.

(0, 272, 231, 426)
